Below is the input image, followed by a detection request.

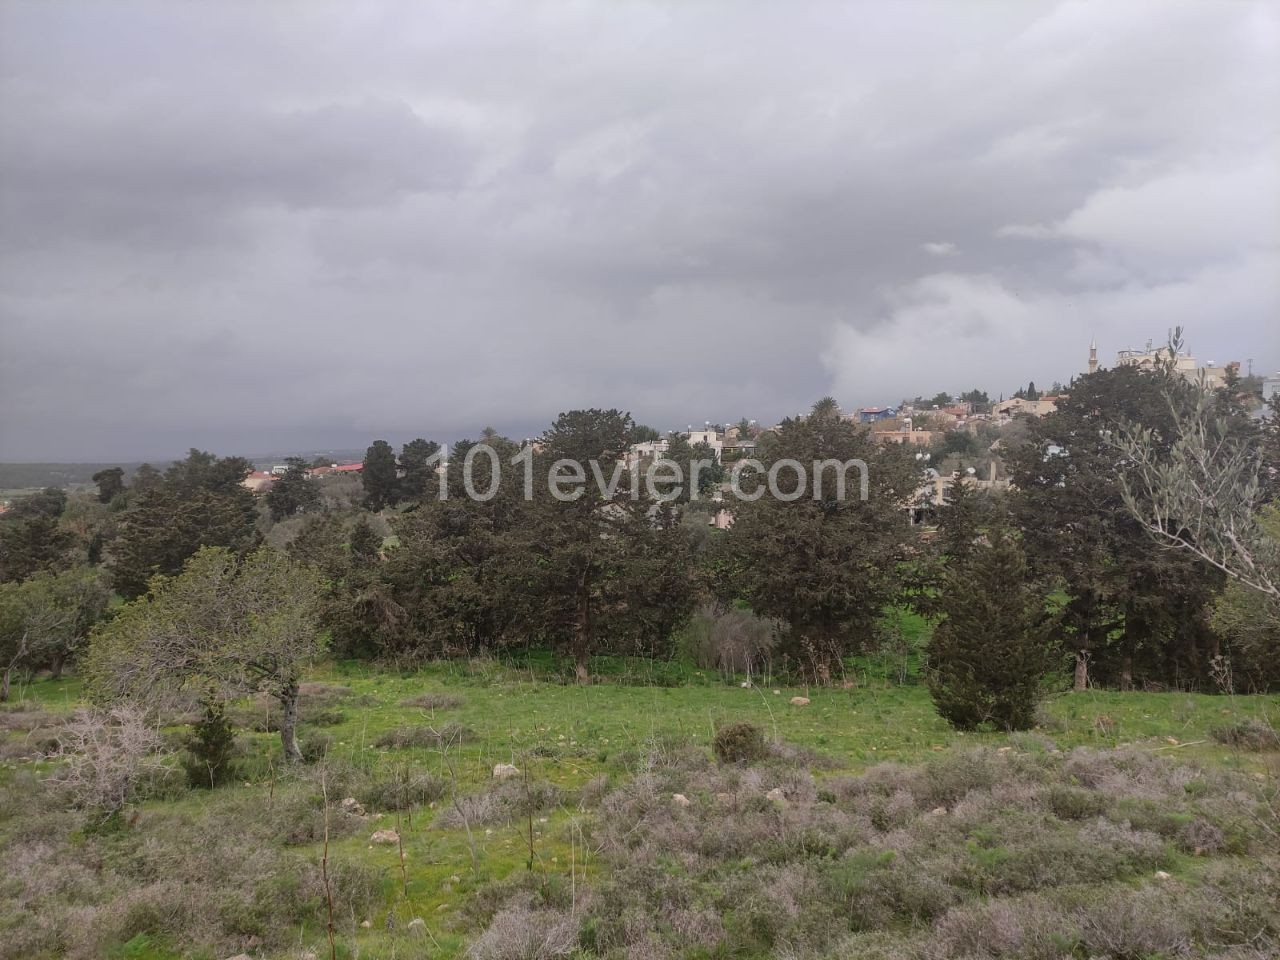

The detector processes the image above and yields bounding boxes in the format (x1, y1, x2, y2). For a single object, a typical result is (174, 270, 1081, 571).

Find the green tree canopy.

(87, 547, 325, 762)
(362, 440, 400, 511)
(0, 566, 110, 699)
(725, 398, 920, 681)
(398, 438, 442, 502)
(926, 524, 1059, 730)
(1007, 365, 1225, 690)
(91, 468, 126, 504)
(265, 457, 319, 521)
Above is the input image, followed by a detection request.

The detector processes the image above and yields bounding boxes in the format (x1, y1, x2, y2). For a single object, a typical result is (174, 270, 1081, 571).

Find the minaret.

(1088, 337, 1098, 375)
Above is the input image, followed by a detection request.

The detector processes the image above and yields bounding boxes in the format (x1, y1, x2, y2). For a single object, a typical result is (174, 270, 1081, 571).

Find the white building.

(1264, 373, 1280, 404)
(686, 429, 724, 461)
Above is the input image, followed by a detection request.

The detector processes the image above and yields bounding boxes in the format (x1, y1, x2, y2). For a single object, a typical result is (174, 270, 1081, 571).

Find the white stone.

(493, 763, 521, 779)
(789, 696, 810, 706)
(370, 829, 400, 845)
(671, 793, 692, 807)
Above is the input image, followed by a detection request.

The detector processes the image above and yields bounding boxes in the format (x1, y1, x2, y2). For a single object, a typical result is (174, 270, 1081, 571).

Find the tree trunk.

(574, 580, 592, 684)
(1120, 655, 1133, 691)
(49, 652, 66, 681)
(1073, 652, 1088, 692)
(0, 666, 10, 702)
(278, 679, 303, 763)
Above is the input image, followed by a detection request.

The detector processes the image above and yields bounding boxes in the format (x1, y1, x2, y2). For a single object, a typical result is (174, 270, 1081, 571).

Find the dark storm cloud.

(1, 0, 1277, 460)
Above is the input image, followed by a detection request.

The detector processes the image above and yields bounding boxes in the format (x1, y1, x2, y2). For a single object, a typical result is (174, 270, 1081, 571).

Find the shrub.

(42, 705, 172, 817)
(180, 705, 239, 789)
(713, 721, 767, 764)
(468, 904, 579, 960)
(375, 722, 475, 749)
(355, 765, 448, 811)
(435, 779, 562, 829)
(1209, 717, 1280, 750)
(684, 606, 780, 677)
(299, 730, 335, 762)
(399, 691, 464, 710)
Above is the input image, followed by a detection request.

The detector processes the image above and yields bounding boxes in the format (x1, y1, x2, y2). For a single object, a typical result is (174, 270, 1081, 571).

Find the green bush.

(181, 705, 239, 789)
(713, 721, 767, 764)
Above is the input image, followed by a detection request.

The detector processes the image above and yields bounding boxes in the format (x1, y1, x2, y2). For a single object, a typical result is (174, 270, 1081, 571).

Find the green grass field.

(2, 652, 1277, 960)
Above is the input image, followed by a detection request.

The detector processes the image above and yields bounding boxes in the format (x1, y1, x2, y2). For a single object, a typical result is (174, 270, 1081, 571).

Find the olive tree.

(1116, 385, 1278, 605)
(0, 567, 109, 700)
(86, 546, 326, 762)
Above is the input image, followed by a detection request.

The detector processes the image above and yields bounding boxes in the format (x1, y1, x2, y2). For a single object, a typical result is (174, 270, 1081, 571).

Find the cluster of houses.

(242, 461, 362, 492)
(237, 340, 1279, 522)
(852, 395, 1063, 449)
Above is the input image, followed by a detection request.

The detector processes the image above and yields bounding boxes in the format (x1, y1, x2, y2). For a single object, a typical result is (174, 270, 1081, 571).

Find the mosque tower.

(1088, 337, 1098, 375)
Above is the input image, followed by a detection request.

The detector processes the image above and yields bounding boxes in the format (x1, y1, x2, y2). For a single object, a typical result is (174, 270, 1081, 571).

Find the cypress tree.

(362, 440, 400, 511)
(926, 526, 1058, 730)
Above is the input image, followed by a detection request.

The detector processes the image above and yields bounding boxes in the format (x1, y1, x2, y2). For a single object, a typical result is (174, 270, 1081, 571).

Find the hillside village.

(230, 340, 1279, 531)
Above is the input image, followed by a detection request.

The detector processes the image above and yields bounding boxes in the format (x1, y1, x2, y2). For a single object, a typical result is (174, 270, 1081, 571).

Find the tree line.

(1, 360, 1277, 746)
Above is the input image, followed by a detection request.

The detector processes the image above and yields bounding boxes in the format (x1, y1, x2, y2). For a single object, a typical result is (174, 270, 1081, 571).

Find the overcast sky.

(1, 1, 1277, 461)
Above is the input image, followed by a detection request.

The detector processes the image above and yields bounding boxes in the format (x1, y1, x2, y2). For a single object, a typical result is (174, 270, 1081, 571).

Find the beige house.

(872, 425, 934, 446)
(992, 396, 1058, 418)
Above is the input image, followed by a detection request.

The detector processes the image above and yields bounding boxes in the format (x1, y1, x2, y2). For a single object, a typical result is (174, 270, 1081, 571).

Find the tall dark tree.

(726, 398, 920, 681)
(131, 463, 162, 494)
(265, 457, 319, 521)
(1007, 365, 1224, 689)
(163, 449, 254, 495)
(382, 433, 530, 657)
(108, 450, 258, 599)
(288, 513, 398, 660)
(362, 440, 400, 511)
(910, 480, 1004, 619)
(926, 525, 1059, 731)
(398, 438, 442, 502)
(0, 515, 75, 583)
(522, 409, 696, 681)
(91, 468, 126, 504)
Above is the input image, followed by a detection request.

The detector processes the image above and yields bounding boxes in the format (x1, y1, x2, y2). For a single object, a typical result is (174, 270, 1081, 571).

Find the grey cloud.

(1, 0, 1277, 460)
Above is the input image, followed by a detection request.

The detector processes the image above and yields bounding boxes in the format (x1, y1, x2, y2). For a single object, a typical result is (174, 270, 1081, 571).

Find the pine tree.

(265, 457, 318, 520)
(362, 440, 400, 511)
(398, 438, 442, 502)
(181, 702, 239, 788)
(91, 467, 126, 504)
(726, 397, 919, 682)
(926, 527, 1058, 730)
(521, 409, 695, 682)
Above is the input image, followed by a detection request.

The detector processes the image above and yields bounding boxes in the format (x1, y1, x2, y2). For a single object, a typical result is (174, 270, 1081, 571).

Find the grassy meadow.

(1, 644, 1277, 960)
